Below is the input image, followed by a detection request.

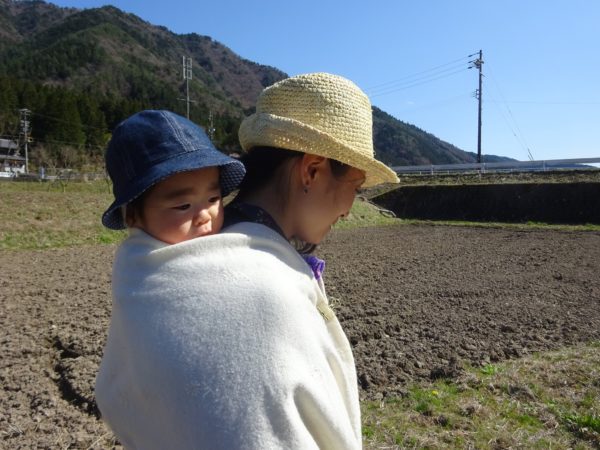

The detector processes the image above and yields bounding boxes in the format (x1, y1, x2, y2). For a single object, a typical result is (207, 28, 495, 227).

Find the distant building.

(0, 138, 18, 151)
(0, 138, 25, 177)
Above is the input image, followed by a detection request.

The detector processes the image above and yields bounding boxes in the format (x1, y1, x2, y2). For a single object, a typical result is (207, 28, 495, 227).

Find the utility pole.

(207, 111, 215, 141)
(469, 50, 484, 163)
(19, 108, 30, 174)
(182, 56, 193, 119)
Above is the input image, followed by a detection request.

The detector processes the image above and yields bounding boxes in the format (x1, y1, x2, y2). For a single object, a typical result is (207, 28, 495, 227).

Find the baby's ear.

(123, 203, 141, 227)
(122, 205, 134, 227)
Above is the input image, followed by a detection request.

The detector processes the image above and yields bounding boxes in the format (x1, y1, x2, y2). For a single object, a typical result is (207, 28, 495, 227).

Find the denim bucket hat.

(102, 110, 245, 230)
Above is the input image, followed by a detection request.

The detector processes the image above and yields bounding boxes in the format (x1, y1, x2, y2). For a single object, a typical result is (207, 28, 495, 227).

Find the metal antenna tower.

(469, 50, 484, 163)
(207, 111, 215, 141)
(181, 56, 193, 119)
(18, 108, 31, 174)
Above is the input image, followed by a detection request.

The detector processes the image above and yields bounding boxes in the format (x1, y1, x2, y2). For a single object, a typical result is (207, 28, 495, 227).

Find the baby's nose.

(194, 207, 211, 224)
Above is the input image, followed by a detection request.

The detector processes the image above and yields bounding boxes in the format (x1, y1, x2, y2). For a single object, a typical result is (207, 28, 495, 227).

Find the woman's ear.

(299, 154, 327, 188)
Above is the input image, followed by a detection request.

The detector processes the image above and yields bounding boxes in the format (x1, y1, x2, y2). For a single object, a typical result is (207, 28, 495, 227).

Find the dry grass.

(362, 342, 600, 449)
(0, 179, 125, 249)
(3, 179, 598, 249)
(1, 180, 395, 249)
(396, 169, 600, 187)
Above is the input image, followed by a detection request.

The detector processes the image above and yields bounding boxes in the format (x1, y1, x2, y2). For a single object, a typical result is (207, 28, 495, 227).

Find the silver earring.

(303, 186, 309, 194)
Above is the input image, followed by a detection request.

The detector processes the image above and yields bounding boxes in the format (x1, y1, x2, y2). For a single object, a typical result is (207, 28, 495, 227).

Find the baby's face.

(134, 167, 224, 244)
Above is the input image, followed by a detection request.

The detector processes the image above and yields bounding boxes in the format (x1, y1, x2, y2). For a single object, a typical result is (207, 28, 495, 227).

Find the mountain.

(372, 107, 513, 165)
(0, 0, 284, 110)
(0, 0, 510, 169)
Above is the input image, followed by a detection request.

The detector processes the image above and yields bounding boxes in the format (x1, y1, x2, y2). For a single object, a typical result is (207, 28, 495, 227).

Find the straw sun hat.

(239, 72, 399, 187)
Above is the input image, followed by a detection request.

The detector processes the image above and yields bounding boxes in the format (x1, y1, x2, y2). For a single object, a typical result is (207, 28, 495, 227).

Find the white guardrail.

(392, 157, 600, 174)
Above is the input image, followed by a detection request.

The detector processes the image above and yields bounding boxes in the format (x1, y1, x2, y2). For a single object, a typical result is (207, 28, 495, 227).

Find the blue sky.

(48, 0, 600, 162)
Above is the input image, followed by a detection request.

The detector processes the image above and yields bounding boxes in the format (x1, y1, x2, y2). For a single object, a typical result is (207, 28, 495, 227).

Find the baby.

(97, 110, 245, 447)
(101, 109, 245, 242)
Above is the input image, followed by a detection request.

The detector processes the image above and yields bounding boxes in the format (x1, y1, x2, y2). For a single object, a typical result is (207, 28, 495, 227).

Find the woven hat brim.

(239, 113, 399, 187)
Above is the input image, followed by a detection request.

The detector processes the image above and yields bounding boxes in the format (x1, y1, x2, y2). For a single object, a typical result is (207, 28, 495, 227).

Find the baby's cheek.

(214, 205, 225, 231)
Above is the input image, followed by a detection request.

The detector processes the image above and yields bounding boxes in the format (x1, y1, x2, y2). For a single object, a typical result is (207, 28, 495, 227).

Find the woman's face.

(295, 160, 365, 244)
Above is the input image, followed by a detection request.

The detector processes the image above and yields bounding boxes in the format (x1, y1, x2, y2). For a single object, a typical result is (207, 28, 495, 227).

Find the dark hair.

(123, 192, 147, 227)
(237, 146, 353, 253)
(124, 183, 161, 227)
(237, 146, 352, 198)
(237, 147, 304, 201)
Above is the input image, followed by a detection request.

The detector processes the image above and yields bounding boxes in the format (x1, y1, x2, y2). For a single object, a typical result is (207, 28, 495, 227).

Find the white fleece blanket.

(95, 223, 361, 450)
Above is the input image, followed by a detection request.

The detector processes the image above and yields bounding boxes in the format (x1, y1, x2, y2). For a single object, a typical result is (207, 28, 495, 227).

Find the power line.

(369, 67, 469, 98)
(486, 61, 534, 160)
(487, 91, 534, 161)
(37, 138, 105, 149)
(29, 111, 108, 132)
(390, 92, 473, 114)
(488, 100, 600, 105)
(365, 54, 471, 92)
(20, 135, 106, 150)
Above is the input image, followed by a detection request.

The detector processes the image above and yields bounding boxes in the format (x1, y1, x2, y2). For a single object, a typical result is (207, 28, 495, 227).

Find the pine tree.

(77, 95, 108, 153)
(42, 89, 86, 147)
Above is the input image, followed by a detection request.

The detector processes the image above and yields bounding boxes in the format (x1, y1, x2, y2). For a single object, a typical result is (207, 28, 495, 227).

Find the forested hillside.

(0, 0, 510, 170)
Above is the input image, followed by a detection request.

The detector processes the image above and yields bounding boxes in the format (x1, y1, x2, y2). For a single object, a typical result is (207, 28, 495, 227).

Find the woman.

(96, 73, 398, 449)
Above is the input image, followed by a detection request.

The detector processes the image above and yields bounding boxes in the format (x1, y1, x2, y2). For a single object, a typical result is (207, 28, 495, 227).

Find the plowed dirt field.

(1, 224, 599, 448)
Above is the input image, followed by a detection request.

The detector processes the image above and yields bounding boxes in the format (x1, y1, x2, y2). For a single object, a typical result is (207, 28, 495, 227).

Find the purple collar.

(302, 255, 326, 280)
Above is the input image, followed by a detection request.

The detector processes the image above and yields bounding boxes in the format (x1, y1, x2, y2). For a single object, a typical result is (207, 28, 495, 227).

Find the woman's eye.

(209, 196, 221, 203)
(173, 204, 191, 211)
